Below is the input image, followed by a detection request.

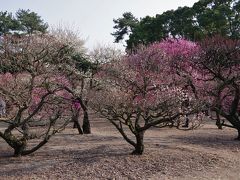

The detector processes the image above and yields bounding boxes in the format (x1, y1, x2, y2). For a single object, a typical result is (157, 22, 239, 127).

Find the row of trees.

(0, 8, 239, 156)
(90, 36, 240, 154)
(112, 0, 240, 49)
(1, 32, 239, 156)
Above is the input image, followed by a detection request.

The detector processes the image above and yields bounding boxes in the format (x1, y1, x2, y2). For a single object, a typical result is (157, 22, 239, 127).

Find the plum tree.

(191, 36, 240, 139)
(50, 28, 93, 134)
(90, 44, 203, 155)
(0, 34, 73, 156)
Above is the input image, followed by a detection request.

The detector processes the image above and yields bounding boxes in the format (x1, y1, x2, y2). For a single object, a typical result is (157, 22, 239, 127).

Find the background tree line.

(0, 9, 48, 35)
(112, 0, 240, 50)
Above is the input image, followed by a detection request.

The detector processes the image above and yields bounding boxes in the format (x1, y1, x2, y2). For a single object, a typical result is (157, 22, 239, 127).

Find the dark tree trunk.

(225, 116, 240, 140)
(216, 112, 223, 129)
(182, 115, 189, 128)
(77, 97, 91, 134)
(82, 110, 91, 134)
(72, 109, 83, 134)
(13, 140, 26, 157)
(132, 131, 144, 155)
(2, 131, 26, 156)
(0, 127, 25, 156)
(73, 122, 77, 128)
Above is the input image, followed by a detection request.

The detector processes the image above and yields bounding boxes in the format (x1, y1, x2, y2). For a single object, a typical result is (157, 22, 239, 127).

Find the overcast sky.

(1, 0, 198, 50)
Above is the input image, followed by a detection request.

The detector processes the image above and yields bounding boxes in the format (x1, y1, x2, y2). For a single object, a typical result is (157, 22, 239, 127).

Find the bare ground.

(1, 116, 240, 180)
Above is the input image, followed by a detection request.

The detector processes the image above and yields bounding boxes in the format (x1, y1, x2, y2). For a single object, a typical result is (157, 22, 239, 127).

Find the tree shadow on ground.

(170, 133, 240, 150)
(0, 144, 131, 177)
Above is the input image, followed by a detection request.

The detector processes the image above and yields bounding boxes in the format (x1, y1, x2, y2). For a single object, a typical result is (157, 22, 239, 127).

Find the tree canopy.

(112, 0, 240, 50)
(0, 9, 48, 35)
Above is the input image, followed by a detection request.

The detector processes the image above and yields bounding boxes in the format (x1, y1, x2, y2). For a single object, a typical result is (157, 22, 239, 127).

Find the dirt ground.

(1, 116, 240, 180)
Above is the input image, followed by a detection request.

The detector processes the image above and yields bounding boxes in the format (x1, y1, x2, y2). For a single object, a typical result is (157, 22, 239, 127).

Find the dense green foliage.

(112, 0, 240, 50)
(0, 9, 48, 35)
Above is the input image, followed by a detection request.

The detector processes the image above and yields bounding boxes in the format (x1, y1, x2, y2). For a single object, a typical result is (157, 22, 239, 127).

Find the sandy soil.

(1, 116, 240, 180)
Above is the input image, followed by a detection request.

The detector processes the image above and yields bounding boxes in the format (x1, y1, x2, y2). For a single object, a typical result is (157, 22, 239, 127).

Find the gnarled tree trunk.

(82, 109, 90, 134)
(13, 140, 27, 156)
(132, 131, 145, 155)
(78, 98, 91, 134)
(72, 109, 83, 134)
(0, 131, 27, 156)
(216, 112, 223, 129)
